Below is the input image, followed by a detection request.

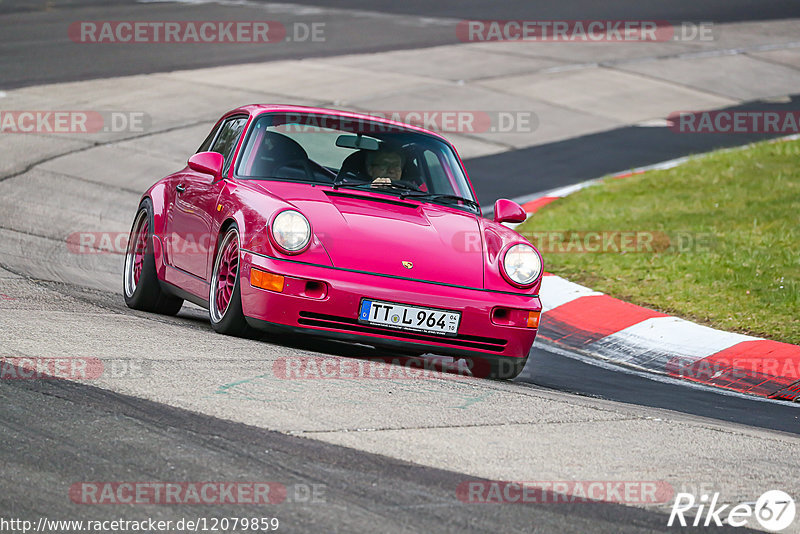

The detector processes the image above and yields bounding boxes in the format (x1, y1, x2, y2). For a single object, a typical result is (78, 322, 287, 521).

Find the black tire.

(209, 225, 255, 337)
(468, 355, 528, 380)
(123, 199, 184, 315)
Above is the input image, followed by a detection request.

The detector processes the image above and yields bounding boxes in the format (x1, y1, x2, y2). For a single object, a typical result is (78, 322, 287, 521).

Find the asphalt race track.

(2, 1, 800, 532)
(4, 0, 800, 89)
(2, 377, 745, 533)
(527, 344, 800, 435)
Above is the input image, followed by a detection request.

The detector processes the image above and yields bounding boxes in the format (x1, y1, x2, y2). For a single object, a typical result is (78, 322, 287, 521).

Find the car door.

(166, 115, 248, 280)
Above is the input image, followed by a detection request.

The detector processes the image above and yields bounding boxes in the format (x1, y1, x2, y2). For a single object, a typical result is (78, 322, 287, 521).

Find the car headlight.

(270, 210, 311, 253)
(502, 244, 542, 286)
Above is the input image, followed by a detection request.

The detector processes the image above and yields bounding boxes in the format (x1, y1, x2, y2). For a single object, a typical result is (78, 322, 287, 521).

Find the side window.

(210, 117, 248, 174)
(196, 122, 220, 153)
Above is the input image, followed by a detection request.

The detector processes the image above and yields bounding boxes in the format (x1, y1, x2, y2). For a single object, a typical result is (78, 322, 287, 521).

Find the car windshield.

(235, 112, 479, 213)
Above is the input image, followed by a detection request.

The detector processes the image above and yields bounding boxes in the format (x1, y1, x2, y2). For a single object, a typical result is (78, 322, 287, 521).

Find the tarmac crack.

(291, 416, 644, 435)
(31, 166, 145, 195)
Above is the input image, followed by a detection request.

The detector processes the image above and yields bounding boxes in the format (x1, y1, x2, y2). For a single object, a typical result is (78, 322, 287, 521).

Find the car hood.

(258, 183, 485, 288)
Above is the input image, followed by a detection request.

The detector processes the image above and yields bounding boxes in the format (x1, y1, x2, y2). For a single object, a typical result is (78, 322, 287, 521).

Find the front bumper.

(240, 250, 540, 359)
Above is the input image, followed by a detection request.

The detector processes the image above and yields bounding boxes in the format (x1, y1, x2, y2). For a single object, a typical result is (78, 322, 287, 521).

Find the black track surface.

(1, 376, 741, 533)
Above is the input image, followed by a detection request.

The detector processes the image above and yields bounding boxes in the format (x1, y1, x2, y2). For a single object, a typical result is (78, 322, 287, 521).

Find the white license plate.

(358, 299, 461, 337)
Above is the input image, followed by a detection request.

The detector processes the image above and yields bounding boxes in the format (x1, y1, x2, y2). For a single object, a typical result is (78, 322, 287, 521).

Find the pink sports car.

(123, 105, 543, 379)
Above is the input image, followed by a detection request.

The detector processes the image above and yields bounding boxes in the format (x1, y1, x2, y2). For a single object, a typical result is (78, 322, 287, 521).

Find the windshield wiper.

(331, 170, 363, 190)
(370, 181, 417, 192)
(399, 191, 480, 210)
(332, 177, 419, 193)
(331, 181, 373, 192)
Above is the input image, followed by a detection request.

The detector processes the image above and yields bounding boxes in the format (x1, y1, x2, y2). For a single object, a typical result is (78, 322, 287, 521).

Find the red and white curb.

(536, 274, 800, 401)
(519, 140, 800, 401)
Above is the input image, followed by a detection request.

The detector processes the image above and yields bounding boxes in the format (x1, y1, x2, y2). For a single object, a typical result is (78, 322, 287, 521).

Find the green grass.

(518, 138, 800, 344)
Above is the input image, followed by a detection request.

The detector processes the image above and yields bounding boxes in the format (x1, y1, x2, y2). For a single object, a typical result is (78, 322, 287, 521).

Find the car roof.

(225, 104, 452, 143)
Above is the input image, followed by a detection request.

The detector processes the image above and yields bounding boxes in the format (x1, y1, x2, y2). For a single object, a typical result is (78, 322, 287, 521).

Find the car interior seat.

(246, 131, 314, 180)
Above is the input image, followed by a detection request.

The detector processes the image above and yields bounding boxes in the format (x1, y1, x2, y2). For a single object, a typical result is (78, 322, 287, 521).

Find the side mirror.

(188, 151, 224, 181)
(493, 199, 527, 224)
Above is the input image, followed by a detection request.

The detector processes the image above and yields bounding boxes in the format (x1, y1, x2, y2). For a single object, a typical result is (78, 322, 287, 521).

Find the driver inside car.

(366, 148, 418, 189)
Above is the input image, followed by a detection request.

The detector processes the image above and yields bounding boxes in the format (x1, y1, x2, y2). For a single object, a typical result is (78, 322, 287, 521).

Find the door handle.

(176, 184, 186, 193)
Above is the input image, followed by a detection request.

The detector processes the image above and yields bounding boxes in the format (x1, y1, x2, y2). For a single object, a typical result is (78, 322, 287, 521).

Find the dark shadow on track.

(7, 0, 800, 21)
(0, 376, 745, 533)
(521, 345, 800, 435)
(246, 0, 800, 23)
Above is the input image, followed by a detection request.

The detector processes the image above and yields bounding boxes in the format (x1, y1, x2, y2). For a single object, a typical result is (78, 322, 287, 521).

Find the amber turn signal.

(250, 268, 285, 292)
(527, 311, 540, 329)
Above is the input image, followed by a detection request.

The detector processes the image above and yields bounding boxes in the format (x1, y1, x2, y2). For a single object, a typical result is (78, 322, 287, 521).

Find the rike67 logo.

(669, 490, 795, 531)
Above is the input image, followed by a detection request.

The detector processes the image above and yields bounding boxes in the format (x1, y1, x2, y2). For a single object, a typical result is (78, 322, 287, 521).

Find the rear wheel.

(209, 225, 253, 336)
(123, 199, 184, 315)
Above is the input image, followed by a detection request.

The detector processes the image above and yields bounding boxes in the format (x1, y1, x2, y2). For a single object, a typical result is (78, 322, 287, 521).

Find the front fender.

(211, 180, 333, 279)
(479, 218, 542, 297)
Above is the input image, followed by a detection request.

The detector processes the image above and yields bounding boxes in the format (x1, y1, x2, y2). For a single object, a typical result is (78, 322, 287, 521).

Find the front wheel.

(209, 225, 254, 337)
(123, 199, 183, 315)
